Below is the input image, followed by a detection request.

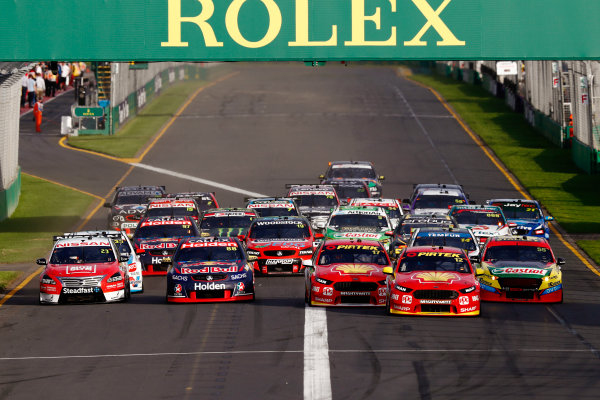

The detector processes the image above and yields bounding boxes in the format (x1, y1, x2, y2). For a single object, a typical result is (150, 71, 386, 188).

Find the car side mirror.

(314, 233, 324, 239)
(470, 256, 481, 264)
(379, 176, 385, 181)
(36, 258, 47, 266)
(302, 259, 313, 268)
(119, 255, 129, 263)
(385, 231, 394, 236)
(557, 258, 565, 266)
(382, 266, 393, 275)
(136, 248, 145, 254)
(545, 216, 554, 221)
(318, 174, 325, 180)
(475, 267, 485, 276)
(103, 202, 111, 208)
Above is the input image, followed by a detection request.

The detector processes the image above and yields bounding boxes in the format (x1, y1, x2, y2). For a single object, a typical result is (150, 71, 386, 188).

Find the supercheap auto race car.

(349, 198, 404, 229)
(166, 237, 255, 303)
(319, 161, 385, 197)
(486, 198, 553, 239)
(242, 216, 322, 275)
(245, 197, 300, 217)
(199, 208, 257, 238)
(165, 192, 219, 212)
(388, 214, 458, 259)
(145, 198, 201, 221)
(321, 179, 371, 205)
(407, 227, 480, 260)
(449, 205, 511, 245)
(384, 246, 480, 316)
(304, 239, 390, 306)
(133, 216, 199, 275)
(286, 184, 339, 231)
(476, 235, 565, 302)
(323, 206, 393, 250)
(38, 236, 130, 304)
(403, 183, 469, 215)
(104, 185, 165, 237)
(59, 230, 143, 293)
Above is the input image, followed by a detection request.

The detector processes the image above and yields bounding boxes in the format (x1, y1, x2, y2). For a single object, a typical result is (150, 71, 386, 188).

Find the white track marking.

(177, 112, 453, 120)
(304, 307, 332, 400)
(130, 163, 267, 198)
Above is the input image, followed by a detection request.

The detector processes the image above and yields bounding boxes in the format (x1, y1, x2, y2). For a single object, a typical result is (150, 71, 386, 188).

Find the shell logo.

(412, 272, 458, 283)
(334, 264, 376, 274)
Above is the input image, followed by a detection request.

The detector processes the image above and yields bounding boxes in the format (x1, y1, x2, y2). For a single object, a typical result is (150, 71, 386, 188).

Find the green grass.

(0, 271, 21, 290)
(578, 240, 600, 264)
(68, 79, 208, 159)
(0, 174, 96, 264)
(407, 72, 600, 264)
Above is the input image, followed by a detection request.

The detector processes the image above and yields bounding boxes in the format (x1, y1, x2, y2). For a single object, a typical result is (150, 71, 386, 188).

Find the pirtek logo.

(162, 0, 465, 49)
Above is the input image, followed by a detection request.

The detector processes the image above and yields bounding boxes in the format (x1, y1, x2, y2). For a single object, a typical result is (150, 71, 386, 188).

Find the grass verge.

(0, 271, 21, 291)
(67, 79, 208, 159)
(407, 72, 600, 264)
(0, 174, 96, 264)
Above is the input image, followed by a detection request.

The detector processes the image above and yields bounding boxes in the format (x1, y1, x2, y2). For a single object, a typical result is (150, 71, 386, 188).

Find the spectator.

(35, 72, 46, 102)
(33, 98, 44, 133)
(26, 73, 36, 107)
(61, 62, 71, 88)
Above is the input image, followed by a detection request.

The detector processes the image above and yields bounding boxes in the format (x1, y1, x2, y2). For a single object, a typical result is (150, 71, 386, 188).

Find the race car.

(286, 184, 340, 231)
(349, 198, 404, 229)
(242, 216, 322, 275)
(38, 236, 130, 304)
(304, 239, 390, 306)
(486, 198, 553, 239)
(166, 237, 255, 303)
(407, 227, 480, 260)
(245, 197, 300, 217)
(449, 205, 511, 245)
(384, 246, 480, 316)
(104, 185, 165, 237)
(144, 197, 201, 221)
(199, 208, 258, 238)
(58, 230, 143, 293)
(388, 214, 458, 259)
(319, 161, 385, 197)
(321, 179, 371, 205)
(133, 216, 199, 275)
(403, 183, 469, 215)
(165, 192, 219, 212)
(476, 235, 564, 302)
(322, 206, 394, 250)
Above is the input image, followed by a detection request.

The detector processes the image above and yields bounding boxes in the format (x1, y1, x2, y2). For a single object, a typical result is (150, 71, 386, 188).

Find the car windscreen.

(383, 207, 402, 220)
(452, 210, 505, 225)
(115, 194, 154, 205)
(200, 216, 255, 229)
(413, 195, 466, 209)
(396, 221, 453, 235)
(175, 246, 243, 262)
(492, 202, 542, 220)
(51, 246, 115, 264)
(329, 213, 388, 229)
(255, 207, 299, 217)
(134, 224, 196, 239)
(398, 252, 471, 273)
(292, 194, 338, 207)
(483, 245, 553, 263)
(249, 222, 310, 239)
(147, 207, 197, 218)
(412, 234, 477, 251)
(335, 185, 369, 199)
(328, 167, 376, 179)
(318, 244, 388, 265)
(112, 238, 132, 256)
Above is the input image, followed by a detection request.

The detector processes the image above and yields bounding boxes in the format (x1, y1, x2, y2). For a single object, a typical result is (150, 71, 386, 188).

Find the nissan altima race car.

(245, 197, 300, 217)
(166, 237, 255, 303)
(286, 184, 339, 231)
(323, 206, 393, 250)
(403, 184, 469, 215)
(486, 198, 553, 239)
(384, 246, 480, 316)
(449, 205, 511, 246)
(133, 216, 199, 275)
(304, 239, 390, 306)
(38, 236, 130, 304)
(242, 216, 322, 275)
(476, 236, 564, 302)
(145, 198, 201, 221)
(319, 161, 384, 197)
(104, 185, 165, 237)
(321, 179, 371, 205)
(199, 208, 258, 238)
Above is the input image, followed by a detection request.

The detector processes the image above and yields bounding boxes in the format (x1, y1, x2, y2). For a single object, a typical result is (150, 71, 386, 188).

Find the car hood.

(135, 237, 181, 250)
(299, 207, 333, 216)
(412, 208, 451, 216)
(111, 204, 147, 215)
(396, 271, 476, 287)
(247, 238, 312, 249)
(200, 227, 248, 237)
(46, 262, 118, 276)
(484, 261, 553, 278)
(174, 261, 243, 274)
(316, 263, 386, 280)
(507, 219, 542, 228)
(458, 224, 506, 235)
(326, 227, 386, 240)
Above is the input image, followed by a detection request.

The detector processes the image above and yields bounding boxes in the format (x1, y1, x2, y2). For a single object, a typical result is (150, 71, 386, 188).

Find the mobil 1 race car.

(449, 205, 511, 246)
(349, 198, 404, 229)
(104, 185, 165, 237)
(384, 246, 480, 316)
(323, 206, 393, 250)
(407, 227, 480, 260)
(59, 230, 143, 293)
(319, 161, 384, 197)
(388, 214, 458, 259)
(165, 192, 219, 212)
(476, 236, 564, 303)
(321, 179, 370, 205)
(166, 237, 255, 303)
(403, 183, 469, 215)
(245, 197, 300, 217)
(133, 216, 199, 275)
(242, 216, 322, 275)
(486, 198, 553, 239)
(304, 239, 390, 306)
(286, 184, 340, 231)
(199, 208, 257, 238)
(145, 198, 201, 221)
(38, 236, 130, 304)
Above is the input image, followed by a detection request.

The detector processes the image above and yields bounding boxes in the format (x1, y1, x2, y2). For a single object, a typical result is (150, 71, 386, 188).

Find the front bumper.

(479, 281, 562, 303)
(39, 287, 126, 304)
(388, 290, 480, 316)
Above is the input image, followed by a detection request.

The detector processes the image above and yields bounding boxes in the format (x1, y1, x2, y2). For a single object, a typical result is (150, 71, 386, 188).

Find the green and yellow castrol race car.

(323, 206, 393, 250)
(476, 235, 565, 303)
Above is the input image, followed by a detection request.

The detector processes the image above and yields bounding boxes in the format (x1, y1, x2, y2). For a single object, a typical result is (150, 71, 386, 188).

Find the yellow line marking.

(23, 172, 103, 200)
(409, 76, 600, 277)
(0, 267, 43, 308)
(59, 71, 240, 165)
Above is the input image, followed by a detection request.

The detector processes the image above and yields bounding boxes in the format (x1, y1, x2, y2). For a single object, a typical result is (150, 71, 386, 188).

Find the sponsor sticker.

(182, 242, 237, 248)
(56, 241, 111, 248)
(231, 273, 247, 280)
(391, 293, 399, 301)
(378, 287, 387, 297)
(420, 299, 452, 304)
(171, 275, 188, 281)
(340, 291, 370, 296)
(67, 265, 96, 274)
(140, 242, 177, 250)
(194, 282, 226, 291)
(491, 268, 547, 275)
(314, 297, 333, 303)
(333, 264, 377, 274)
(266, 259, 295, 265)
(459, 296, 469, 305)
(62, 287, 97, 294)
(402, 295, 412, 304)
(460, 306, 477, 313)
(323, 287, 333, 296)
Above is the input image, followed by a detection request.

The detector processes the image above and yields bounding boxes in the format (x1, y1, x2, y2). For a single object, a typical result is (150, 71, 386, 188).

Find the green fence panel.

(0, 169, 21, 222)
(572, 138, 600, 174)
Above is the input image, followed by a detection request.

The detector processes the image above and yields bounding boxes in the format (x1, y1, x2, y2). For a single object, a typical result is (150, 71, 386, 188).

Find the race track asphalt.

(4, 63, 600, 399)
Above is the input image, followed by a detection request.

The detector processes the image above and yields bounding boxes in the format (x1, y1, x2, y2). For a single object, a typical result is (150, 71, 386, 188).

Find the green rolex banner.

(0, 0, 598, 61)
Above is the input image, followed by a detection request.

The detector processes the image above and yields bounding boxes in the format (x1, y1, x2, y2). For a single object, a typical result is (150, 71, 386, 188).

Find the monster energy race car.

(199, 208, 258, 238)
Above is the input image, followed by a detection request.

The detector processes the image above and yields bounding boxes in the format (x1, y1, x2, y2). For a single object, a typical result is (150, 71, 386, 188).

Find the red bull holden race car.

(199, 208, 257, 238)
